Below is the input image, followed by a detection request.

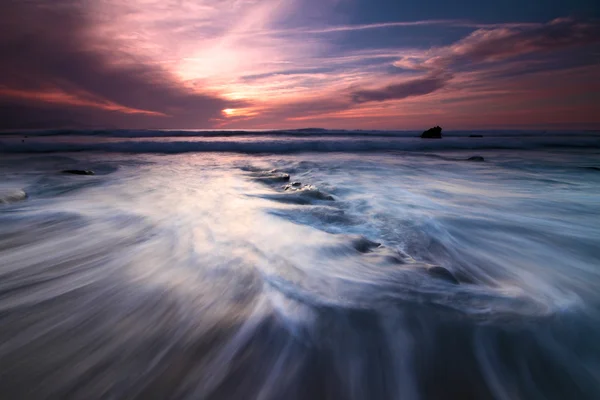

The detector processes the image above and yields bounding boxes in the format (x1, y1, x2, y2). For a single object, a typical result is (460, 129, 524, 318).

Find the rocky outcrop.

(350, 236, 382, 253)
(283, 184, 334, 201)
(253, 172, 290, 183)
(61, 170, 95, 175)
(466, 156, 484, 162)
(421, 126, 442, 139)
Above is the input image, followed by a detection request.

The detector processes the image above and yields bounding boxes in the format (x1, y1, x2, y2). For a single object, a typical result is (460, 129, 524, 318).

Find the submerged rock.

(351, 236, 381, 253)
(283, 182, 302, 190)
(467, 156, 485, 162)
(61, 170, 95, 176)
(427, 266, 459, 284)
(254, 172, 290, 183)
(421, 126, 442, 139)
(469, 134, 483, 138)
(299, 186, 334, 201)
(0, 189, 27, 204)
(282, 184, 334, 201)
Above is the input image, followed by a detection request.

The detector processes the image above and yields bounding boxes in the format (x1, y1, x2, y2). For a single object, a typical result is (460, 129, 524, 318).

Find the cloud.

(351, 73, 452, 103)
(342, 18, 600, 107)
(395, 18, 600, 71)
(0, 0, 235, 129)
(1, 0, 598, 130)
(284, 20, 541, 35)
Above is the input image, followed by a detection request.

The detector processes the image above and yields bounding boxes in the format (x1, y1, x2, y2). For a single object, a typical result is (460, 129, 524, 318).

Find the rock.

(466, 156, 485, 162)
(469, 134, 483, 138)
(583, 166, 600, 171)
(253, 172, 289, 183)
(421, 126, 442, 139)
(61, 169, 95, 175)
(0, 189, 27, 204)
(269, 173, 290, 182)
(427, 266, 459, 284)
(291, 181, 302, 187)
(282, 184, 334, 200)
(300, 186, 334, 201)
(351, 236, 381, 253)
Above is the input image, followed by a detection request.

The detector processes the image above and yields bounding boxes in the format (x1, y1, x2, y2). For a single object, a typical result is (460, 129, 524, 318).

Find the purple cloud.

(350, 18, 599, 106)
(351, 73, 452, 103)
(396, 18, 600, 71)
(0, 0, 239, 129)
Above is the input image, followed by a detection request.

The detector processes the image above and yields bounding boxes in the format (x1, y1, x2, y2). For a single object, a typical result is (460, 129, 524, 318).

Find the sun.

(222, 108, 235, 116)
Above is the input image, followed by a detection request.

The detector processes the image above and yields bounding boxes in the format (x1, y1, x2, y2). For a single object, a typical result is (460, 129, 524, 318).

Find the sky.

(0, 0, 599, 130)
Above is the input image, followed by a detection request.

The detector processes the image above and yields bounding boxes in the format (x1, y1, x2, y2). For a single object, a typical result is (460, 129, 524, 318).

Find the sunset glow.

(0, 0, 598, 129)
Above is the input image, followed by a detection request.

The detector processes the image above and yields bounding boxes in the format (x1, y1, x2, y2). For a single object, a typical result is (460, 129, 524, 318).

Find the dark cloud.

(438, 18, 600, 68)
(350, 18, 600, 105)
(394, 18, 600, 71)
(350, 73, 451, 103)
(0, 0, 237, 129)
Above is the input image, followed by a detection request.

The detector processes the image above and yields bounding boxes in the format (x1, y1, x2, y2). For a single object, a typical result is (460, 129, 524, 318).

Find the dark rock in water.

(421, 126, 442, 139)
(428, 266, 459, 284)
(254, 172, 290, 183)
(351, 236, 381, 253)
(299, 186, 334, 201)
(291, 181, 302, 187)
(61, 170, 95, 175)
(270, 173, 290, 182)
(467, 156, 485, 162)
(282, 184, 334, 201)
(0, 189, 27, 204)
(469, 134, 483, 138)
(583, 166, 600, 171)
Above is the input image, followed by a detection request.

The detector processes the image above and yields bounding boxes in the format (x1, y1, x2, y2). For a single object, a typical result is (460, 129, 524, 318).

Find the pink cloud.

(395, 18, 600, 71)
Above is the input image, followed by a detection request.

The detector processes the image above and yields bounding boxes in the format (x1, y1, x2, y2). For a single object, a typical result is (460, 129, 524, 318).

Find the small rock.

(427, 266, 459, 284)
(421, 126, 442, 139)
(0, 189, 27, 204)
(467, 156, 484, 162)
(351, 237, 381, 253)
(469, 134, 483, 138)
(273, 173, 290, 182)
(61, 170, 95, 175)
(291, 181, 302, 187)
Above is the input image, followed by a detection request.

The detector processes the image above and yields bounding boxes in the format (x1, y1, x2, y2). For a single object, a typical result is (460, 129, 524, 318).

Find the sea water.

(0, 130, 599, 399)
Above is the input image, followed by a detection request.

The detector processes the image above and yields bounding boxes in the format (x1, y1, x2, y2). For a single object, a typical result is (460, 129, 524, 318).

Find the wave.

(2, 135, 600, 154)
(1, 128, 599, 138)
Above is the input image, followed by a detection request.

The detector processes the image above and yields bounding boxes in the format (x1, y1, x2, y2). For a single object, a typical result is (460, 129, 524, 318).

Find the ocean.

(1, 130, 600, 399)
